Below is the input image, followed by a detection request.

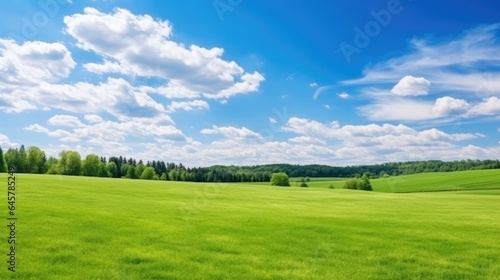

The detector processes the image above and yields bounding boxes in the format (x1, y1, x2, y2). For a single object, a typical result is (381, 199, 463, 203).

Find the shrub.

(270, 172, 290, 187)
(343, 179, 360, 190)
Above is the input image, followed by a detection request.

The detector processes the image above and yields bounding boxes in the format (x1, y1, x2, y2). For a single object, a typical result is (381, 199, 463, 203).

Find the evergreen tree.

(0, 147, 6, 172)
(358, 174, 373, 191)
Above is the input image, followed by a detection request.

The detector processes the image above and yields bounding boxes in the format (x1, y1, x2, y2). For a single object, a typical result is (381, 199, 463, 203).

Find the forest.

(1, 145, 499, 182)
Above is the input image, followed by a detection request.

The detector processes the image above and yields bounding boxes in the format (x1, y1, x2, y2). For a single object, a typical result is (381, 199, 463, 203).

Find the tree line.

(1, 145, 499, 182)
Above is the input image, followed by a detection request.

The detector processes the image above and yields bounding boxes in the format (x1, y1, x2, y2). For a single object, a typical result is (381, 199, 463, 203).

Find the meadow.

(1, 170, 499, 279)
(298, 169, 500, 192)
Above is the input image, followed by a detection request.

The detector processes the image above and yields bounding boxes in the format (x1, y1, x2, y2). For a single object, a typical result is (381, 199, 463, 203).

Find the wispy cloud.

(336, 23, 500, 121)
(313, 85, 335, 100)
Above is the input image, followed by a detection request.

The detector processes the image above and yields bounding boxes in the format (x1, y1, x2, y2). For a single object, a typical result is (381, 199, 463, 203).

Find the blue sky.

(0, 0, 500, 167)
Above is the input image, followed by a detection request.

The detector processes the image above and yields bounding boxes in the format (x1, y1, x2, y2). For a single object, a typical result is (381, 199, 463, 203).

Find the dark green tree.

(140, 167, 156, 180)
(27, 146, 46, 174)
(18, 145, 28, 173)
(0, 147, 6, 172)
(127, 165, 138, 179)
(98, 162, 110, 177)
(270, 172, 290, 187)
(343, 179, 360, 190)
(106, 162, 118, 178)
(58, 151, 82, 175)
(45, 157, 58, 174)
(358, 174, 373, 191)
(82, 154, 100, 177)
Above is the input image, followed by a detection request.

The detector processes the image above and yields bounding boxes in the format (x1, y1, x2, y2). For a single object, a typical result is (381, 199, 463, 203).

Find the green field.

(301, 169, 500, 193)
(1, 171, 500, 279)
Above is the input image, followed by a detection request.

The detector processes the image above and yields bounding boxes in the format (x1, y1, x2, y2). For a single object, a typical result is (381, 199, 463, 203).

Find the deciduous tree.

(270, 172, 290, 187)
(82, 154, 100, 177)
(140, 167, 156, 180)
(27, 146, 46, 174)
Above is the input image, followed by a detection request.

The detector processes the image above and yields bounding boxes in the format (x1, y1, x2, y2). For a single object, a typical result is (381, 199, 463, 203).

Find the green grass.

(1, 173, 500, 279)
(302, 169, 500, 193)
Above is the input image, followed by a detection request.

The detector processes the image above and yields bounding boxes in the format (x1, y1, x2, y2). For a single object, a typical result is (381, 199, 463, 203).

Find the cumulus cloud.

(467, 97, 500, 116)
(282, 117, 481, 146)
(391, 75, 430, 96)
(84, 114, 104, 124)
(288, 136, 326, 145)
(167, 100, 209, 113)
(343, 24, 500, 94)
(0, 39, 76, 83)
(64, 7, 264, 99)
(200, 125, 261, 139)
(337, 24, 500, 122)
(24, 115, 187, 155)
(123, 118, 498, 167)
(48, 115, 86, 128)
(431, 96, 470, 116)
(337, 92, 350, 99)
(23, 124, 50, 133)
(359, 99, 436, 121)
(0, 38, 172, 119)
(0, 134, 18, 147)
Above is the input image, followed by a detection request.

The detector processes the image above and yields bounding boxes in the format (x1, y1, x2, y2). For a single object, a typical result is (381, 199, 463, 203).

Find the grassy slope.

(1, 173, 499, 279)
(304, 169, 500, 193)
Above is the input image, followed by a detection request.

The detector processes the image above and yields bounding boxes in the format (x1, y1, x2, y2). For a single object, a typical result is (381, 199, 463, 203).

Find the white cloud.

(288, 136, 326, 145)
(310, 82, 318, 87)
(64, 7, 264, 99)
(200, 125, 261, 139)
(467, 97, 500, 116)
(125, 128, 498, 167)
(167, 100, 209, 113)
(432, 96, 470, 116)
(359, 99, 436, 121)
(337, 92, 350, 99)
(336, 24, 500, 122)
(269, 117, 277, 124)
(25, 115, 187, 155)
(324, 105, 331, 109)
(0, 39, 76, 83)
(391, 75, 430, 96)
(0, 41, 162, 118)
(0, 134, 18, 147)
(48, 115, 85, 128)
(23, 124, 50, 133)
(48, 129, 73, 138)
(84, 114, 104, 124)
(282, 117, 481, 146)
(343, 24, 500, 93)
(313, 85, 334, 100)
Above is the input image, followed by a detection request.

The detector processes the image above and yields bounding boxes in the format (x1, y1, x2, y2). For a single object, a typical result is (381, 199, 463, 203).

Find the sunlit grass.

(1, 173, 499, 279)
